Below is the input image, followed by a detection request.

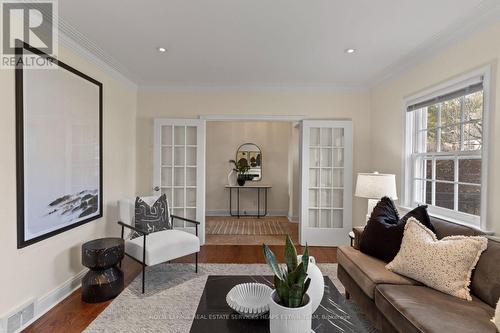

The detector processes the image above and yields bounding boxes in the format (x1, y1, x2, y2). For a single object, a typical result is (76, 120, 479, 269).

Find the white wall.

(206, 121, 292, 216)
(0, 45, 137, 318)
(137, 90, 372, 227)
(370, 21, 500, 234)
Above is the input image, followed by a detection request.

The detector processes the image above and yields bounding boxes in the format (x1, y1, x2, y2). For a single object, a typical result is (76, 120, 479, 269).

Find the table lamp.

(355, 172, 398, 221)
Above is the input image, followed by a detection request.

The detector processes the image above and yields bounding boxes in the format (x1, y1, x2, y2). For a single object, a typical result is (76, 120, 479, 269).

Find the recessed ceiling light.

(344, 48, 356, 54)
(157, 47, 167, 53)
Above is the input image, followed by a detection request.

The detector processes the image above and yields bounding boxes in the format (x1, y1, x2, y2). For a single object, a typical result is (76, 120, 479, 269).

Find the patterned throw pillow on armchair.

(131, 194, 172, 239)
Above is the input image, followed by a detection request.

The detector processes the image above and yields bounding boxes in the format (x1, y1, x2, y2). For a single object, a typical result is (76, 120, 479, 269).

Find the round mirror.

(236, 143, 262, 181)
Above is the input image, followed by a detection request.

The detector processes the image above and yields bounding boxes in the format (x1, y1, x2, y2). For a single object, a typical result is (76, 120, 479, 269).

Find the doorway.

(152, 117, 353, 247)
(204, 120, 300, 245)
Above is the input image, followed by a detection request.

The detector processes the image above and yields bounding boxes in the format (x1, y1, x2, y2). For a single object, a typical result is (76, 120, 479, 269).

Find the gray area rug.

(84, 263, 376, 332)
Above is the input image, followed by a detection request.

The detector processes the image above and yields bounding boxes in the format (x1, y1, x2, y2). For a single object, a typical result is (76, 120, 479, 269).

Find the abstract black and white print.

(17, 44, 102, 248)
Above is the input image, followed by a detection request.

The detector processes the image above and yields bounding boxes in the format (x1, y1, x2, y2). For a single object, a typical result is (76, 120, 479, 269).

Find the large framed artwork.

(16, 42, 103, 248)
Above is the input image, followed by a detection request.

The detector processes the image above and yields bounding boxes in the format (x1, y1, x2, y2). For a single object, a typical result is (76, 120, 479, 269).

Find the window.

(404, 69, 489, 228)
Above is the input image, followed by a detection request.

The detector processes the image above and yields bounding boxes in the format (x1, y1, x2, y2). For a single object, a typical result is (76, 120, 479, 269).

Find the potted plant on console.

(229, 159, 250, 186)
(263, 236, 312, 333)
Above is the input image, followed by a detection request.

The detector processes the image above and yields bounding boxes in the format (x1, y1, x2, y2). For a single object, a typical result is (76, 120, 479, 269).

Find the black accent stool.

(82, 238, 124, 303)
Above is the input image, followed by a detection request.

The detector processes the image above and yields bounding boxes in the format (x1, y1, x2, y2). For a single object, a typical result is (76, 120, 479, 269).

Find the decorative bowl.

(226, 283, 272, 318)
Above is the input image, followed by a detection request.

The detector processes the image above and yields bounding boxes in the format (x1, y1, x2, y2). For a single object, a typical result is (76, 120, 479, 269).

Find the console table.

(225, 185, 271, 218)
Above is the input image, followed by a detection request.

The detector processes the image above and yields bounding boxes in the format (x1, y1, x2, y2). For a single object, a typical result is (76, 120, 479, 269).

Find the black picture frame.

(15, 41, 103, 249)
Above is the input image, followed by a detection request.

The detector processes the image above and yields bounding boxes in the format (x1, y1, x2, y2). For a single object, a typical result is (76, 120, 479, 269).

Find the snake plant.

(263, 235, 311, 308)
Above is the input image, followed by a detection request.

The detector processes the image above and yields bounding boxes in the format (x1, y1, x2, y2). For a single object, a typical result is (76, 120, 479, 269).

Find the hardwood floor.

(25, 244, 337, 333)
(24, 256, 142, 333)
(205, 216, 299, 245)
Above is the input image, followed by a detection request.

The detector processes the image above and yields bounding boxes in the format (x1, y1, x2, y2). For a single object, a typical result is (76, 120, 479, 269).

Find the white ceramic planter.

(297, 255, 324, 313)
(227, 169, 237, 186)
(269, 291, 312, 333)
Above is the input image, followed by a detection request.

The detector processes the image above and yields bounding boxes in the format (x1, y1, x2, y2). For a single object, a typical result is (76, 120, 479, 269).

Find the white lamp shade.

(355, 172, 398, 200)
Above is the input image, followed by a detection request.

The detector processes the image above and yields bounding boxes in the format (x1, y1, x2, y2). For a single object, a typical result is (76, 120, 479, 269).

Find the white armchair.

(117, 196, 200, 293)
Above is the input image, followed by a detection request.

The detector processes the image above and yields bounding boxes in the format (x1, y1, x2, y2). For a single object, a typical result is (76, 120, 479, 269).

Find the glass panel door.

(154, 119, 205, 244)
(300, 120, 352, 246)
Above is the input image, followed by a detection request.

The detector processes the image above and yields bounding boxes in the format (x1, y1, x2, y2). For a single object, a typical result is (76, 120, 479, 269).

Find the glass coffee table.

(189, 275, 375, 333)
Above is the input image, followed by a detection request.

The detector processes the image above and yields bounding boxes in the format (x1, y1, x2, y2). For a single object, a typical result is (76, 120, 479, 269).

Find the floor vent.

(21, 302, 34, 326)
(6, 312, 21, 333)
(2, 300, 35, 333)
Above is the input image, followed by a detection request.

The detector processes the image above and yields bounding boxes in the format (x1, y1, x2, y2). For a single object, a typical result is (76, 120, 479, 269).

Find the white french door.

(153, 119, 206, 244)
(300, 120, 353, 246)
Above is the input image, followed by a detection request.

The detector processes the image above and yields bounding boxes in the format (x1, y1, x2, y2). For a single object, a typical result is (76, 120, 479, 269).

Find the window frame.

(402, 66, 491, 229)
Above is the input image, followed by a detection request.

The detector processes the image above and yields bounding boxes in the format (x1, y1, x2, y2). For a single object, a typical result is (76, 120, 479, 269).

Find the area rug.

(206, 219, 287, 235)
(83, 263, 377, 333)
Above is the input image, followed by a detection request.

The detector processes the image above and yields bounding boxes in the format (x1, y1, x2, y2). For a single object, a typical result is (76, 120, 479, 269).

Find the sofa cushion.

(337, 265, 399, 332)
(337, 246, 420, 300)
(471, 238, 500, 307)
(125, 229, 200, 266)
(375, 284, 496, 333)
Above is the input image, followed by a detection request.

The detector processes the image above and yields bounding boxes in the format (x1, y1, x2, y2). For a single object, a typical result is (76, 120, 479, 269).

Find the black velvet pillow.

(401, 204, 436, 233)
(359, 197, 435, 262)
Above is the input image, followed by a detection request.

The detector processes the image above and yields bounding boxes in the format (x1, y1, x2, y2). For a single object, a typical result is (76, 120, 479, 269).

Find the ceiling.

(57, 0, 500, 88)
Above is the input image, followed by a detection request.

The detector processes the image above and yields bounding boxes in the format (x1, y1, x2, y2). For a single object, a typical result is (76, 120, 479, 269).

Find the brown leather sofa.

(337, 216, 500, 333)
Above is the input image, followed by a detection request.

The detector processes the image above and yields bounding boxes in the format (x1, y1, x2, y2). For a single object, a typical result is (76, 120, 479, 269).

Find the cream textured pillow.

(386, 218, 487, 300)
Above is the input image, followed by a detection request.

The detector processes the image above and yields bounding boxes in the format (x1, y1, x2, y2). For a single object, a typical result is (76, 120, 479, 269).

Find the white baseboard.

(1, 269, 87, 333)
(206, 209, 289, 217)
(36, 269, 87, 320)
(287, 215, 299, 223)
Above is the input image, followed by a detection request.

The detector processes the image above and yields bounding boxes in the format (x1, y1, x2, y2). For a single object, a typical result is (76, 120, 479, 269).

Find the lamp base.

(365, 199, 379, 221)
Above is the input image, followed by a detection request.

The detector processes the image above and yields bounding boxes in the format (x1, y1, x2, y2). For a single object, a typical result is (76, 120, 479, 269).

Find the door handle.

(153, 186, 160, 192)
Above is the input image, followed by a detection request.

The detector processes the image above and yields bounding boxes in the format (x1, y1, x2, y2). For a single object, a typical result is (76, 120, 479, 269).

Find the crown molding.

(138, 83, 369, 94)
(31, 0, 138, 90)
(34, 0, 500, 93)
(368, 0, 500, 88)
(199, 114, 305, 121)
(57, 32, 137, 90)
